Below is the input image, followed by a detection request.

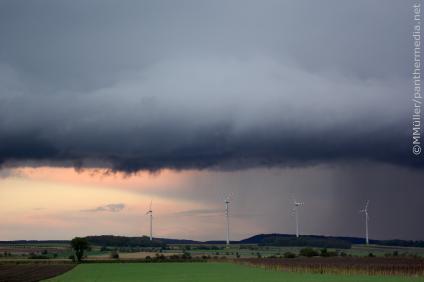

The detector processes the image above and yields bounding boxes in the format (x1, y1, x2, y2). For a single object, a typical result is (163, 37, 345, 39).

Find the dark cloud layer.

(0, 1, 423, 241)
(0, 0, 421, 172)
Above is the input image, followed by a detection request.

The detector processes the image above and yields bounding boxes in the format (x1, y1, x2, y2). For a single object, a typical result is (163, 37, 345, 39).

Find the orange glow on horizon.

(14, 166, 196, 190)
(0, 166, 220, 240)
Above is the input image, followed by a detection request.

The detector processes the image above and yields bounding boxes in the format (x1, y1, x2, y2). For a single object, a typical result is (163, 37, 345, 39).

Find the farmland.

(182, 244, 424, 259)
(1, 240, 424, 281)
(45, 262, 424, 282)
(0, 263, 75, 282)
(2, 242, 424, 261)
(238, 257, 424, 276)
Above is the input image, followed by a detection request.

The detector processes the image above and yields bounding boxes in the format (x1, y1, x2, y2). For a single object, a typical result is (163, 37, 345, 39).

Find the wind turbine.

(359, 200, 369, 245)
(146, 200, 153, 241)
(292, 197, 304, 238)
(224, 194, 232, 247)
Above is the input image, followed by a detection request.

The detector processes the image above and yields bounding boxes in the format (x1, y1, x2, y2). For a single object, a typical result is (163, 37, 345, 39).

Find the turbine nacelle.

(293, 197, 304, 210)
(359, 200, 369, 214)
(292, 196, 304, 238)
(146, 200, 153, 215)
(224, 193, 232, 204)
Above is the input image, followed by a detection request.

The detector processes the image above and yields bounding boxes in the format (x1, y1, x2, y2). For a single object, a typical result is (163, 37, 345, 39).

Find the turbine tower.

(293, 198, 304, 238)
(146, 200, 153, 241)
(360, 200, 369, 245)
(224, 194, 232, 247)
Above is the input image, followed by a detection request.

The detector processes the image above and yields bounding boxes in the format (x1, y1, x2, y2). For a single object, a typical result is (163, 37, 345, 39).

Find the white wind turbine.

(293, 197, 304, 238)
(145, 200, 153, 241)
(224, 194, 232, 247)
(359, 200, 370, 245)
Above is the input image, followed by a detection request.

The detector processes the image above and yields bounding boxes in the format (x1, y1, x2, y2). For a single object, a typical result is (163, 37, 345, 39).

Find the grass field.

(45, 262, 424, 282)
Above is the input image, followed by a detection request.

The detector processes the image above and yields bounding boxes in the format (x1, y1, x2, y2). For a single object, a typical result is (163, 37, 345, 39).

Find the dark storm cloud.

(0, 0, 421, 172)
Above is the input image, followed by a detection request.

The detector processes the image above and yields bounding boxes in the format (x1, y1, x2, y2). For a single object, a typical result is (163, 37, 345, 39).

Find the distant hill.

(83, 235, 424, 249)
(1, 234, 423, 248)
(239, 234, 424, 249)
(239, 234, 351, 249)
(0, 240, 69, 245)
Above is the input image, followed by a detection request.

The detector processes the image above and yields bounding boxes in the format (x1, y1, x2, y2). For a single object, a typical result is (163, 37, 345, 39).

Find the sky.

(0, 0, 423, 241)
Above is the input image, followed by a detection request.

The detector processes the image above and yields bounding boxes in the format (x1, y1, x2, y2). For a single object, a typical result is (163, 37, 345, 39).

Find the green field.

(45, 262, 424, 282)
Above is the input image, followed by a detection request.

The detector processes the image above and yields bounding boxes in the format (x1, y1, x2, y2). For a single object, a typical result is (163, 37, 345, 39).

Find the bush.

(100, 246, 110, 252)
(283, 251, 296, 258)
(320, 248, 329, 257)
(320, 248, 338, 257)
(28, 253, 49, 259)
(299, 248, 319, 257)
(155, 253, 166, 260)
(110, 249, 119, 259)
(182, 251, 192, 259)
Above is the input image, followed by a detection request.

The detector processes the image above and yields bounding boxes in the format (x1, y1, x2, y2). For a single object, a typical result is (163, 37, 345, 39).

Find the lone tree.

(71, 237, 89, 262)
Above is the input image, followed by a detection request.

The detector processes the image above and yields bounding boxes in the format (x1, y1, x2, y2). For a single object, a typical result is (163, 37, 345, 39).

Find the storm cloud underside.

(0, 0, 423, 241)
(0, 0, 420, 172)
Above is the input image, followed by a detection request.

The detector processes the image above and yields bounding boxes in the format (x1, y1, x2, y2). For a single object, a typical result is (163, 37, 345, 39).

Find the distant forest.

(86, 235, 166, 248)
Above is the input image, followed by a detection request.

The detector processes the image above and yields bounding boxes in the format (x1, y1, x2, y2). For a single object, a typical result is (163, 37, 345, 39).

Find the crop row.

(235, 257, 424, 276)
